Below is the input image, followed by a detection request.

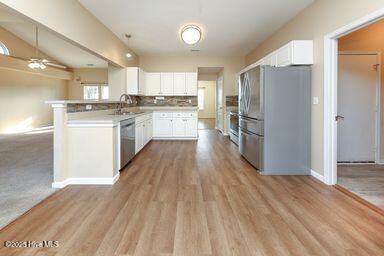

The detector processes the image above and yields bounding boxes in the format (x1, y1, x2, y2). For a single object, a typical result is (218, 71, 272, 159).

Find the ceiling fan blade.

(45, 62, 67, 69)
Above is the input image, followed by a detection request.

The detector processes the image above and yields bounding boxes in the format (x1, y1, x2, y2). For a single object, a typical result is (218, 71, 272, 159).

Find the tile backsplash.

(137, 96, 197, 107)
(66, 96, 197, 113)
(226, 95, 238, 107)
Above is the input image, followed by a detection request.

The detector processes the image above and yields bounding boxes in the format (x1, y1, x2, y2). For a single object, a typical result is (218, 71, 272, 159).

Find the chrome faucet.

(117, 93, 133, 114)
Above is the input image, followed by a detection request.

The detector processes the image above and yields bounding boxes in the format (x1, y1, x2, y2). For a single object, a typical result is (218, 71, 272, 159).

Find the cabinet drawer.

(135, 113, 152, 123)
(172, 112, 185, 118)
(153, 112, 173, 118)
(184, 112, 197, 118)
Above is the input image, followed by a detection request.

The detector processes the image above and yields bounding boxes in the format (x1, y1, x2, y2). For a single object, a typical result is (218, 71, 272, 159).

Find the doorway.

(326, 18, 384, 210)
(197, 67, 224, 131)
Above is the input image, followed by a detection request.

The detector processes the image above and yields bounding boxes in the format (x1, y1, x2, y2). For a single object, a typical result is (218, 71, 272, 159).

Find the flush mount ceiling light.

(181, 25, 201, 45)
(126, 53, 132, 58)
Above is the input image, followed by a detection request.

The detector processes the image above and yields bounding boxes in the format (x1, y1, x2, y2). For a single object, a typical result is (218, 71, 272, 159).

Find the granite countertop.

(66, 106, 199, 126)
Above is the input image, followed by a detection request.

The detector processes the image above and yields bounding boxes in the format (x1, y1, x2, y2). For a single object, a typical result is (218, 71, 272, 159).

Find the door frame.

(324, 8, 384, 185)
(338, 51, 381, 164)
(216, 75, 224, 133)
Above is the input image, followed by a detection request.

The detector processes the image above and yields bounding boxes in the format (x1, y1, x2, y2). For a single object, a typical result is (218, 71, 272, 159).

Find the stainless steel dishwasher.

(120, 118, 135, 168)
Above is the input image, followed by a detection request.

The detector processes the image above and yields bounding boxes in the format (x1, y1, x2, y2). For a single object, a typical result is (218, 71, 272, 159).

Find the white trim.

(52, 173, 120, 188)
(324, 8, 384, 185)
(152, 137, 198, 140)
(311, 169, 325, 183)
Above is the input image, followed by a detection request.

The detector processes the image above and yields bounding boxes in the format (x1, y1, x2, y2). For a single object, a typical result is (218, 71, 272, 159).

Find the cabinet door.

(139, 68, 146, 95)
(145, 72, 161, 95)
(161, 73, 174, 95)
(135, 123, 143, 154)
(146, 119, 153, 143)
(186, 72, 198, 95)
(172, 119, 185, 137)
(153, 118, 173, 137)
(185, 118, 198, 137)
(276, 43, 292, 67)
(173, 73, 186, 95)
(126, 67, 139, 95)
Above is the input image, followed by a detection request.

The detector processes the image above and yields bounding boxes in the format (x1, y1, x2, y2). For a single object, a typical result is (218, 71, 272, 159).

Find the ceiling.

(0, 7, 107, 68)
(79, 0, 314, 57)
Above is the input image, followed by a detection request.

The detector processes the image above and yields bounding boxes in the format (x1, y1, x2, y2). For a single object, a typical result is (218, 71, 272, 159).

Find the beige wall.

(0, 24, 68, 133)
(198, 80, 216, 118)
(68, 68, 108, 100)
(338, 19, 384, 159)
(245, 0, 384, 176)
(0, 69, 67, 133)
(0, 0, 138, 67)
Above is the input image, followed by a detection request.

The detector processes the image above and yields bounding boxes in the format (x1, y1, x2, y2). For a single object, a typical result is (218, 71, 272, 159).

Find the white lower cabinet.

(153, 111, 198, 139)
(153, 118, 173, 138)
(135, 113, 153, 154)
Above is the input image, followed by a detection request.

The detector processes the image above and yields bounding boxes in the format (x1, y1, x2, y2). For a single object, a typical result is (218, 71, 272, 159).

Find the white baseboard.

(52, 173, 120, 189)
(310, 169, 325, 183)
(152, 137, 198, 140)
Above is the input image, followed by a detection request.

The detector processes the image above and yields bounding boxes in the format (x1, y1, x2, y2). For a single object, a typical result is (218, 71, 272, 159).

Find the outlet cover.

(312, 96, 319, 105)
(85, 104, 92, 110)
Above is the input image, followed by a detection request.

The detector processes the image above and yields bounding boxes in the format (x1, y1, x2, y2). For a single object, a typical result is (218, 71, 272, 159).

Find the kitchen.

(1, 1, 384, 255)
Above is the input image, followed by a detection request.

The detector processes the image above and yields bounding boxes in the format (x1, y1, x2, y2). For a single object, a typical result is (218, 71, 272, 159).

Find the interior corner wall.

(198, 80, 216, 118)
(244, 0, 384, 176)
(0, 68, 68, 133)
(338, 19, 384, 160)
(68, 68, 108, 100)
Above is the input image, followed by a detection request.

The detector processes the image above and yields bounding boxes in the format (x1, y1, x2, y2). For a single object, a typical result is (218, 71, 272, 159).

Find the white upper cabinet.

(275, 40, 313, 67)
(145, 72, 161, 95)
(173, 73, 186, 95)
(186, 72, 198, 95)
(160, 73, 174, 95)
(126, 67, 146, 95)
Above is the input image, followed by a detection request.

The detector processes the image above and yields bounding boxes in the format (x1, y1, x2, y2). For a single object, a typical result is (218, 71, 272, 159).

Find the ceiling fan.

(8, 26, 67, 70)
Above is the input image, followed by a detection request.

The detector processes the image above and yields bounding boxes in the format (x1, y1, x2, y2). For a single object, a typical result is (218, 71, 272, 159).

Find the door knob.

(335, 115, 345, 121)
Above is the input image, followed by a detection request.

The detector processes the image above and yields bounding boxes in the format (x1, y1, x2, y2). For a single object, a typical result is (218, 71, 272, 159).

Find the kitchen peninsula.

(47, 100, 198, 188)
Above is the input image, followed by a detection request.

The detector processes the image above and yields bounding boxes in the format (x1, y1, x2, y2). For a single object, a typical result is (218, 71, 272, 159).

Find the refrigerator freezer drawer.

(239, 128, 263, 171)
(239, 116, 264, 136)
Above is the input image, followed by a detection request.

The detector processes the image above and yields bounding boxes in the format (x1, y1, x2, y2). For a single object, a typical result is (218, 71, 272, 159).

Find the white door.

(185, 118, 198, 137)
(338, 53, 379, 162)
(216, 76, 224, 132)
(172, 119, 185, 137)
(161, 73, 174, 95)
(186, 72, 198, 95)
(145, 72, 161, 95)
(174, 73, 186, 95)
(153, 119, 173, 137)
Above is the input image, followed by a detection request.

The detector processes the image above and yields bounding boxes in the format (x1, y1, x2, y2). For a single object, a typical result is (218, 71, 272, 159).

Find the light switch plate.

(312, 96, 319, 105)
(86, 104, 92, 110)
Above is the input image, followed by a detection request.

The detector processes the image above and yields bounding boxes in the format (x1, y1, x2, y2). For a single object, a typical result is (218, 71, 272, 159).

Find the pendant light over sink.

(181, 25, 202, 45)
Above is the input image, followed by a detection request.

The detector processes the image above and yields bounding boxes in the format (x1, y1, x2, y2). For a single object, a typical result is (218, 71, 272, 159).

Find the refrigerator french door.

(238, 65, 311, 175)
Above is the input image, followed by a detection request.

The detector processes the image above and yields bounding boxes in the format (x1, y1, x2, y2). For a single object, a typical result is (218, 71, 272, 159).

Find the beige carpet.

(0, 129, 56, 228)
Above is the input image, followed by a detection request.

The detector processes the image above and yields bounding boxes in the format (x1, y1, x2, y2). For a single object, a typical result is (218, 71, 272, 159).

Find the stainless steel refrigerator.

(238, 65, 311, 175)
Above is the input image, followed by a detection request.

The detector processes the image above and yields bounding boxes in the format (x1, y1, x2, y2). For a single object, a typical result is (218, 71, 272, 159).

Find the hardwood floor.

(198, 118, 216, 130)
(338, 164, 384, 209)
(1, 130, 384, 255)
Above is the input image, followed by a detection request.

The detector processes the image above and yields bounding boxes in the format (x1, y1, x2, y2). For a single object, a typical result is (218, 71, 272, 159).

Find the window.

(83, 84, 109, 100)
(0, 41, 9, 56)
(198, 87, 205, 110)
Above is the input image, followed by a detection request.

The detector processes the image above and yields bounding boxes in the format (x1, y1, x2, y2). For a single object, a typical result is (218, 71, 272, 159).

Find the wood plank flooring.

(198, 118, 216, 130)
(338, 164, 384, 209)
(1, 130, 384, 255)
